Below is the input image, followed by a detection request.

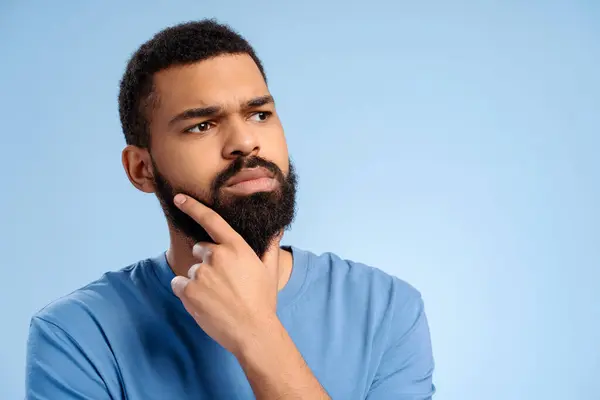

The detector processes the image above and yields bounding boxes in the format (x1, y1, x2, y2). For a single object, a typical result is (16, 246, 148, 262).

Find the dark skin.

(121, 54, 330, 399)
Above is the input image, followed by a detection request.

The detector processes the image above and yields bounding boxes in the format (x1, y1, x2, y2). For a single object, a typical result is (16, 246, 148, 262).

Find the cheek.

(264, 129, 290, 173)
(155, 142, 222, 192)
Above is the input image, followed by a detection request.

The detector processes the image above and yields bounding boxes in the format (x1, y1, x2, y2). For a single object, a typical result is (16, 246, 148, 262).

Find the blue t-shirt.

(26, 247, 435, 399)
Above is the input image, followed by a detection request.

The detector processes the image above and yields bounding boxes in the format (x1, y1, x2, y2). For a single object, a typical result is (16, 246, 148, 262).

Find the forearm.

(234, 315, 330, 400)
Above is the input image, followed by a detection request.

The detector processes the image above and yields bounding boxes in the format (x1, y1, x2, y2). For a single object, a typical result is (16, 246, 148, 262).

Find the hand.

(169, 195, 330, 399)
(170, 194, 280, 355)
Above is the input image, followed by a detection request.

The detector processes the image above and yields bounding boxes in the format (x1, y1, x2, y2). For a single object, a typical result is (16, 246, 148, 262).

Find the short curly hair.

(118, 19, 267, 148)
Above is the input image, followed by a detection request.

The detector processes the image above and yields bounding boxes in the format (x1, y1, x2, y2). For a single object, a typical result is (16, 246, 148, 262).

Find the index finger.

(173, 194, 240, 245)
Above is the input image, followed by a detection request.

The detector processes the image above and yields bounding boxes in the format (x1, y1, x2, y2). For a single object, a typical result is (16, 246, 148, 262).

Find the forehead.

(152, 54, 268, 115)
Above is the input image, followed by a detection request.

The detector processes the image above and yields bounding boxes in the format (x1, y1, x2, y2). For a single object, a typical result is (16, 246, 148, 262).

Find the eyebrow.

(245, 95, 274, 109)
(168, 95, 275, 127)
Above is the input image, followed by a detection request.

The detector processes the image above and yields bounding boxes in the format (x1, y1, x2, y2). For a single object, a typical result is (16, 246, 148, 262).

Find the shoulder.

(299, 246, 422, 303)
(294, 247, 425, 337)
(295, 246, 430, 359)
(33, 257, 156, 332)
(25, 259, 157, 398)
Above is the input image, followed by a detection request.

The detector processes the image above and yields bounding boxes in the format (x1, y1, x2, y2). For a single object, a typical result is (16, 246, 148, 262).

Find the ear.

(122, 145, 155, 193)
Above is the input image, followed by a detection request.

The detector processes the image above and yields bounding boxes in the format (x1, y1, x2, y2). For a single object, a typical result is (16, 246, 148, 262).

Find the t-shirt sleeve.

(25, 316, 112, 400)
(366, 284, 436, 400)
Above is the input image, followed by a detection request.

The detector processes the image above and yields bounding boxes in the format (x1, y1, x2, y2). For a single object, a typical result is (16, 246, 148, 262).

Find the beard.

(152, 155, 297, 259)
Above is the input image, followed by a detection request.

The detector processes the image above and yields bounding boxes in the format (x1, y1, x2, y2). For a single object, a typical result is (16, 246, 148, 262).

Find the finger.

(187, 263, 202, 280)
(173, 194, 240, 245)
(192, 242, 216, 263)
(171, 276, 190, 298)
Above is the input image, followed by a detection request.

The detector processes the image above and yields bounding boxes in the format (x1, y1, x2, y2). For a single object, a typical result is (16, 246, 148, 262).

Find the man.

(25, 20, 435, 399)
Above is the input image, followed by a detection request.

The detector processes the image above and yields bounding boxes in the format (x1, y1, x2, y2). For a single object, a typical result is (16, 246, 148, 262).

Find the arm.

(234, 315, 330, 400)
(367, 292, 436, 400)
(25, 317, 112, 400)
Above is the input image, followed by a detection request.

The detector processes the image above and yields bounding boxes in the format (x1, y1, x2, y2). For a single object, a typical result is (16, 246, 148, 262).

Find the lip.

(225, 167, 275, 187)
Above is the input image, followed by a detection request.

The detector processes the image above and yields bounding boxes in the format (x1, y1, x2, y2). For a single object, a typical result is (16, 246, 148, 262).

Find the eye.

(185, 121, 214, 133)
(249, 111, 272, 122)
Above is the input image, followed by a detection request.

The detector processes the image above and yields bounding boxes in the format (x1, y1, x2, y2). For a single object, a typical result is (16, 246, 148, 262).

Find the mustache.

(211, 156, 284, 193)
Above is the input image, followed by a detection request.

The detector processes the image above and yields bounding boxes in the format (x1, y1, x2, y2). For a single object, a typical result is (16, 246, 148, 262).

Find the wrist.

(233, 312, 284, 361)
(233, 313, 330, 399)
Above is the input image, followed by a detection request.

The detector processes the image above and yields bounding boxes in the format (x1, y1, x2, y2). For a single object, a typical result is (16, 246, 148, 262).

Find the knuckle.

(187, 263, 201, 279)
(209, 247, 225, 263)
(182, 280, 196, 298)
(195, 264, 208, 280)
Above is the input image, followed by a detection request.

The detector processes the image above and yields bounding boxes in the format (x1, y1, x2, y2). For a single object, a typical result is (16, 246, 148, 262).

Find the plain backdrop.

(1, 1, 598, 399)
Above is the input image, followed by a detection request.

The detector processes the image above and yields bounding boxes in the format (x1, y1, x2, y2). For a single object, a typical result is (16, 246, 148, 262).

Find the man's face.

(145, 54, 297, 258)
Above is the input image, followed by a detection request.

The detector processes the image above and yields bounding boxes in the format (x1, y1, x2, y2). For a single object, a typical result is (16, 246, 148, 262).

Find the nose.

(222, 119, 260, 160)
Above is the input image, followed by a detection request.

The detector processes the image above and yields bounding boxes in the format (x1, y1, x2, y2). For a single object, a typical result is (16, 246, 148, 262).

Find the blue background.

(1, 1, 598, 399)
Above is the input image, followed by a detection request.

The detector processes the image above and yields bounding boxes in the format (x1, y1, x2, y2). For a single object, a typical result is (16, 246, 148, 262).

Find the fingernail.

(174, 194, 186, 205)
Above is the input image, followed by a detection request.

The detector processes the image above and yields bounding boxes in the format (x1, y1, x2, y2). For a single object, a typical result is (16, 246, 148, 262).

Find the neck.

(165, 224, 293, 292)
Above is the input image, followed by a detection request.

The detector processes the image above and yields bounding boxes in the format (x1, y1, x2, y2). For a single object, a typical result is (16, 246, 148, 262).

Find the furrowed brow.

(243, 95, 274, 110)
(168, 105, 223, 127)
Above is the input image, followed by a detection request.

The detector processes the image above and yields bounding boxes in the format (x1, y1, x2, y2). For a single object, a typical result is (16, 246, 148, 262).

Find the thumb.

(171, 276, 190, 298)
